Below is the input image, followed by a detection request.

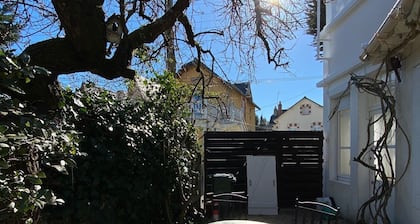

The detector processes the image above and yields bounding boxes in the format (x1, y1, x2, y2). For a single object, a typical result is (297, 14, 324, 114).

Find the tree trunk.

(19, 0, 191, 110)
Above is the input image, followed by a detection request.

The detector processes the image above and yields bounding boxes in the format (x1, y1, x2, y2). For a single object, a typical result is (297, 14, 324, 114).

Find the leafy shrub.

(1, 49, 202, 223)
(0, 4, 21, 46)
(41, 73, 202, 223)
(0, 50, 80, 224)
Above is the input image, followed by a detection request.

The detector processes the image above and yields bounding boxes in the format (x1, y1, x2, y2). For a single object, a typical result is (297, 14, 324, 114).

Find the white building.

(317, 0, 420, 223)
(271, 97, 323, 131)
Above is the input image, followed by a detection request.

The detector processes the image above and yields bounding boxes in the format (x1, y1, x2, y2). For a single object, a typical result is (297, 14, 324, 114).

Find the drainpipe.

(316, 0, 322, 59)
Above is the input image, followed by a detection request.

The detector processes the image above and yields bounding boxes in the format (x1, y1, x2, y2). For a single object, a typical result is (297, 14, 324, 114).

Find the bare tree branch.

(3, 0, 303, 109)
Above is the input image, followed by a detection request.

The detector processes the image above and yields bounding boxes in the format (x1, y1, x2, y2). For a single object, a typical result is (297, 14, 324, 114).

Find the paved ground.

(208, 221, 278, 224)
(246, 209, 295, 224)
(207, 209, 296, 224)
(207, 208, 350, 224)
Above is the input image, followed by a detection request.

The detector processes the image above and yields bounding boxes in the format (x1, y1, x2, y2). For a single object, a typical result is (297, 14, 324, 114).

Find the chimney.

(277, 102, 282, 116)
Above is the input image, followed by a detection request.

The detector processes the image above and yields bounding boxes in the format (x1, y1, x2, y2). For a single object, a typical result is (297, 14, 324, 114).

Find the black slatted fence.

(204, 131, 323, 210)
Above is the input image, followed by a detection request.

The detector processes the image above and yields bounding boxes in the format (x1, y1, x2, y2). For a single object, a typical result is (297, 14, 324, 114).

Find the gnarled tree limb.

(23, 0, 191, 80)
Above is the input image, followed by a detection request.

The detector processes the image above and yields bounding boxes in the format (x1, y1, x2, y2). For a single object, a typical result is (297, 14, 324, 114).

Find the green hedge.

(1, 49, 202, 223)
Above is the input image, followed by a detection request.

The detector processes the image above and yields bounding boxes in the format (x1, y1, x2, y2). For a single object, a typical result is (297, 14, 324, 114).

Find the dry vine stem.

(329, 68, 411, 224)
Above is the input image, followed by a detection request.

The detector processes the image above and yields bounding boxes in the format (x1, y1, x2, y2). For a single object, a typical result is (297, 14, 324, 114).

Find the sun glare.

(267, 0, 280, 6)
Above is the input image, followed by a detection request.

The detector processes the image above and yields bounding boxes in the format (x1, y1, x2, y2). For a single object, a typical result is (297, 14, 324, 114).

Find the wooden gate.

(204, 131, 323, 210)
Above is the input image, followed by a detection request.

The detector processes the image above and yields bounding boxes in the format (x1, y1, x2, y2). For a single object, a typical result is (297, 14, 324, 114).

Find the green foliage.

(0, 3, 21, 46)
(1, 48, 202, 223)
(42, 73, 202, 223)
(0, 49, 80, 223)
(305, 0, 326, 37)
(0, 49, 51, 97)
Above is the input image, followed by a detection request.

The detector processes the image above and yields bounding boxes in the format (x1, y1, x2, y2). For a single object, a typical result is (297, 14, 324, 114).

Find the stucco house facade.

(177, 60, 259, 132)
(317, 0, 420, 223)
(271, 97, 323, 131)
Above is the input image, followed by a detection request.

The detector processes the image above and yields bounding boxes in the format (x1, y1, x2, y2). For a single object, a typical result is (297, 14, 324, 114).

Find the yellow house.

(177, 60, 259, 132)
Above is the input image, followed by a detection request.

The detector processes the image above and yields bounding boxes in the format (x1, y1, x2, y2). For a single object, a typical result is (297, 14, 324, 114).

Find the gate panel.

(204, 131, 323, 214)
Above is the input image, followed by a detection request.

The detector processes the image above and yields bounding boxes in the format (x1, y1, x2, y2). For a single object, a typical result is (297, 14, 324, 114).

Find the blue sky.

(57, 28, 324, 121)
(183, 1, 324, 120)
(14, 1, 323, 120)
(251, 29, 323, 119)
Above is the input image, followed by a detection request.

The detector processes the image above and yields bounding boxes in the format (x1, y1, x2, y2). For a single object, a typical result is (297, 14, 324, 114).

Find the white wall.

(393, 38, 420, 224)
(320, 0, 420, 222)
(322, 73, 372, 221)
(272, 98, 323, 131)
(321, 0, 395, 78)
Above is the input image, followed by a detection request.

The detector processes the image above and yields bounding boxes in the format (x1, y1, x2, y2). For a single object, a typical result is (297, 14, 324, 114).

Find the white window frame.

(331, 94, 351, 182)
(337, 108, 351, 181)
(372, 111, 396, 181)
(369, 72, 397, 181)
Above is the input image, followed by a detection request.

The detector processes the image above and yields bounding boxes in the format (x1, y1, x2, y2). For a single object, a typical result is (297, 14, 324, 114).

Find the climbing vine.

(330, 61, 411, 224)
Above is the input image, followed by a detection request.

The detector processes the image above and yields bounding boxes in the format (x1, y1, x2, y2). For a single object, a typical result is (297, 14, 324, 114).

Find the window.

(311, 121, 323, 131)
(300, 103, 312, 115)
(338, 109, 351, 180)
(369, 72, 396, 180)
(287, 123, 300, 131)
(191, 95, 204, 119)
(372, 112, 396, 180)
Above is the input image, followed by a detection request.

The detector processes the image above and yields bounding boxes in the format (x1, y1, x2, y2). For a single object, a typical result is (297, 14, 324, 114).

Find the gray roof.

(233, 82, 250, 96)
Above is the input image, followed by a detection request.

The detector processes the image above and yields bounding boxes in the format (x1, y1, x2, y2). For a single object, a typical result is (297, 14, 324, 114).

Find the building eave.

(360, 0, 420, 63)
